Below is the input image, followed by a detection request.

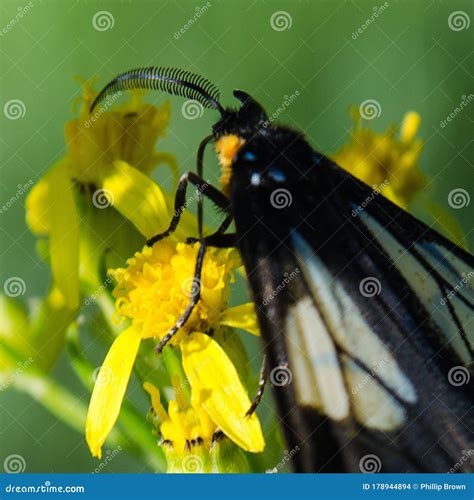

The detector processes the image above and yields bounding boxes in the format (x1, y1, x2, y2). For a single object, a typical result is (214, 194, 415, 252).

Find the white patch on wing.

(360, 212, 473, 364)
(286, 297, 349, 420)
(289, 233, 416, 430)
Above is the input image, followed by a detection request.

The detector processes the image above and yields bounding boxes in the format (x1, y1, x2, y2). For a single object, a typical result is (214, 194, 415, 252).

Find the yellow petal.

(48, 161, 80, 310)
(181, 332, 265, 453)
(400, 111, 421, 143)
(143, 382, 169, 422)
(100, 160, 170, 239)
(25, 177, 50, 235)
(86, 326, 142, 458)
(220, 303, 260, 336)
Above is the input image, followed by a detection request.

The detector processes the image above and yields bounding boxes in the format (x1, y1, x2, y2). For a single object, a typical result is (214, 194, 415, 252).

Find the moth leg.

(246, 354, 268, 416)
(188, 233, 237, 248)
(196, 135, 213, 238)
(186, 214, 235, 247)
(154, 240, 207, 354)
(146, 172, 230, 247)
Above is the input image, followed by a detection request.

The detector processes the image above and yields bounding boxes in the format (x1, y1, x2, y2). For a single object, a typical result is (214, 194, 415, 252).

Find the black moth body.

(92, 68, 474, 473)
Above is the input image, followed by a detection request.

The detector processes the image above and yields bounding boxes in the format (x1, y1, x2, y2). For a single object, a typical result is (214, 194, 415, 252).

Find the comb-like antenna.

(90, 66, 224, 114)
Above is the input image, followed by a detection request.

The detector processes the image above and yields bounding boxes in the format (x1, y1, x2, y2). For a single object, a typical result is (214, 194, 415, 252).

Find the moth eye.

(267, 168, 287, 183)
(242, 150, 257, 162)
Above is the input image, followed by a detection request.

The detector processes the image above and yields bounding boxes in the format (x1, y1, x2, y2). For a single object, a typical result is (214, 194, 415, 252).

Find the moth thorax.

(214, 134, 245, 196)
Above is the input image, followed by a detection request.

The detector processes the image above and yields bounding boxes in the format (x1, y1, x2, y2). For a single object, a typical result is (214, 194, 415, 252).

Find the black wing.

(231, 137, 473, 473)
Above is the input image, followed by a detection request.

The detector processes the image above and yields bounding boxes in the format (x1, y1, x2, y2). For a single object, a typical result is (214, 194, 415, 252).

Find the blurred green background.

(1, 0, 473, 472)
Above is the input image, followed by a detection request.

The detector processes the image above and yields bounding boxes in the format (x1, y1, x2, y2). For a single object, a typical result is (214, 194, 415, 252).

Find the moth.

(92, 68, 473, 472)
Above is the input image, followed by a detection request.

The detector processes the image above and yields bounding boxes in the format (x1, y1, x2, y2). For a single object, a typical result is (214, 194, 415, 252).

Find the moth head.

(90, 67, 268, 194)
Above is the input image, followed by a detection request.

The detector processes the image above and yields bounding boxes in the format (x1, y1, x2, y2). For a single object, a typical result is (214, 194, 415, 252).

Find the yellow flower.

(86, 240, 264, 459)
(332, 110, 425, 209)
(25, 81, 179, 310)
(144, 380, 226, 473)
